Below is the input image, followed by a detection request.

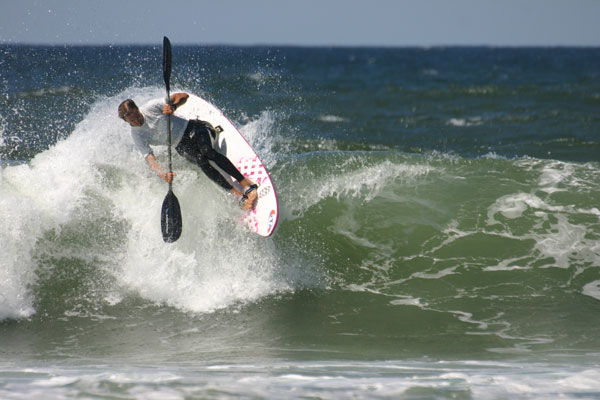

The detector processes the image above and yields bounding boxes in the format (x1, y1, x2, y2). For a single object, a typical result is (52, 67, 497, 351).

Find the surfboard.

(174, 94, 279, 237)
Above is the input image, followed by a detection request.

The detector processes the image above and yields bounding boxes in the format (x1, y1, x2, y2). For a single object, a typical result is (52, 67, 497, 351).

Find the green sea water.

(1, 45, 599, 399)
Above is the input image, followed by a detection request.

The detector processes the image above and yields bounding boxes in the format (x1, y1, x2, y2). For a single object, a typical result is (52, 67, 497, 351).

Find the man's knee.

(199, 145, 219, 160)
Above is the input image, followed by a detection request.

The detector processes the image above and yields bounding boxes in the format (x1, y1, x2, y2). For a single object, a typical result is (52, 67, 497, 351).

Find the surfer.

(118, 93, 258, 210)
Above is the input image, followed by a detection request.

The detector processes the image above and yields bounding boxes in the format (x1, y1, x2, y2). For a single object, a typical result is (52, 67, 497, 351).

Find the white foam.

(447, 118, 467, 127)
(389, 297, 423, 307)
(538, 161, 573, 193)
(448, 310, 489, 330)
(446, 117, 483, 127)
(487, 193, 560, 222)
(287, 159, 433, 220)
(486, 190, 599, 269)
(582, 280, 600, 301)
(483, 257, 530, 271)
(4, 361, 600, 399)
(318, 115, 347, 123)
(0, 184, 40, 319)
(32, 376, 80, 387)
(0, 110, 108, 319)
(412, 266, 458, 279)
(480, 152, 507, 160)
(0, 89, 293, 320)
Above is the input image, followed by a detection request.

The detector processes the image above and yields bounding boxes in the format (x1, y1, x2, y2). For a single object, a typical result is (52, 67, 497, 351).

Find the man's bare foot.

(240, 184, 258, 210)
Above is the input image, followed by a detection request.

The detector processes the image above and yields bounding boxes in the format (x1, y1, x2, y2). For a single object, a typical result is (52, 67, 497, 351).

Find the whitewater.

(1, 45, 599, 399)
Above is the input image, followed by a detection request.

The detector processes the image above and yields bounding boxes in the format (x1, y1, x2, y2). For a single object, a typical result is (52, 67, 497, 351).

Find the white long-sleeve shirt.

(130, 98, 188, 157)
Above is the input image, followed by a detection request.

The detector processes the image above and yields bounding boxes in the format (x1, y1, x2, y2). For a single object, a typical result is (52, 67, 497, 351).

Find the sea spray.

(1, 45, 600, 399)
(0, 89, 295, 319)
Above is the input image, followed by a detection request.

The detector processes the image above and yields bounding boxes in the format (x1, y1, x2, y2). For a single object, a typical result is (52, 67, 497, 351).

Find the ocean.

(1, 45, 599, 399)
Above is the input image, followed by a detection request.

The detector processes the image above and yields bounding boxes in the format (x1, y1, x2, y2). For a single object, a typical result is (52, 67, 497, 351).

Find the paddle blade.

(161, 189, 182, 243)
(162, 36, 172, 93)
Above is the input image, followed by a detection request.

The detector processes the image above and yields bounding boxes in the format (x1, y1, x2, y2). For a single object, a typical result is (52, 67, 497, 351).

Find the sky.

(1, 0, 599, 47)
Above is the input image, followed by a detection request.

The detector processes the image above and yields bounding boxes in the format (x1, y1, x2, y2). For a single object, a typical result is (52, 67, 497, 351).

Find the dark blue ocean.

(1, 45, 599, 399)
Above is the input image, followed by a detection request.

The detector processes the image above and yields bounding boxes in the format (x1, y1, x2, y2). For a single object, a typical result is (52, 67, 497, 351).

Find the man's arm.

(152, 93, 187, 181)
(171, 92, 189, 107)
(163, 92, 189, 114)
(145, 153, 176, 183)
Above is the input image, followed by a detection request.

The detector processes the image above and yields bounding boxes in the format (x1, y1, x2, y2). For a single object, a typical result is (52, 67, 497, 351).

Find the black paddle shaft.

(163, 36, 174, 185)
(160, 36, 182, 243)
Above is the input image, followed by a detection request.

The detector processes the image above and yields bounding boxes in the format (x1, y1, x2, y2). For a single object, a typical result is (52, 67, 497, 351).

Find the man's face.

(123, 106, 144, 127)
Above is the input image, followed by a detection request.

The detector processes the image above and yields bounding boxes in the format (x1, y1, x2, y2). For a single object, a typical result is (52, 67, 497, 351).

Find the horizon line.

(2, 41, 599, 49)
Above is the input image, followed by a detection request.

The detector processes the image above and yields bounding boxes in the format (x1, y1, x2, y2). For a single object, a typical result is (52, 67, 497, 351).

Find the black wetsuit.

(175, 120, 245, 191)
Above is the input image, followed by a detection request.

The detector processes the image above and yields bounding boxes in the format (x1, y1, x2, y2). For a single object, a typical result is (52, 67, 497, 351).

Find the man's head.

(118, 99, 144, 126)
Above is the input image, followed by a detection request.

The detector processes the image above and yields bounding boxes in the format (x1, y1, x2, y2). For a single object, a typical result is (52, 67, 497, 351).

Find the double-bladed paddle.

(160, 36, 182, 242)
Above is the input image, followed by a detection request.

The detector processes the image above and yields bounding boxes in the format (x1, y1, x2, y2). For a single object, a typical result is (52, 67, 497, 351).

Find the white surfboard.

(174, 94, 279, 237)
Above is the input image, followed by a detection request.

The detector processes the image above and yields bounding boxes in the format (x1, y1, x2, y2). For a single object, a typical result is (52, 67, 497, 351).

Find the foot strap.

(239, 184, 258, 207)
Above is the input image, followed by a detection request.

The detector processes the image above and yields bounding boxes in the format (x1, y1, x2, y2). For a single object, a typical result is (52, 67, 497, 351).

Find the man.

(118, 93, 258, 210)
